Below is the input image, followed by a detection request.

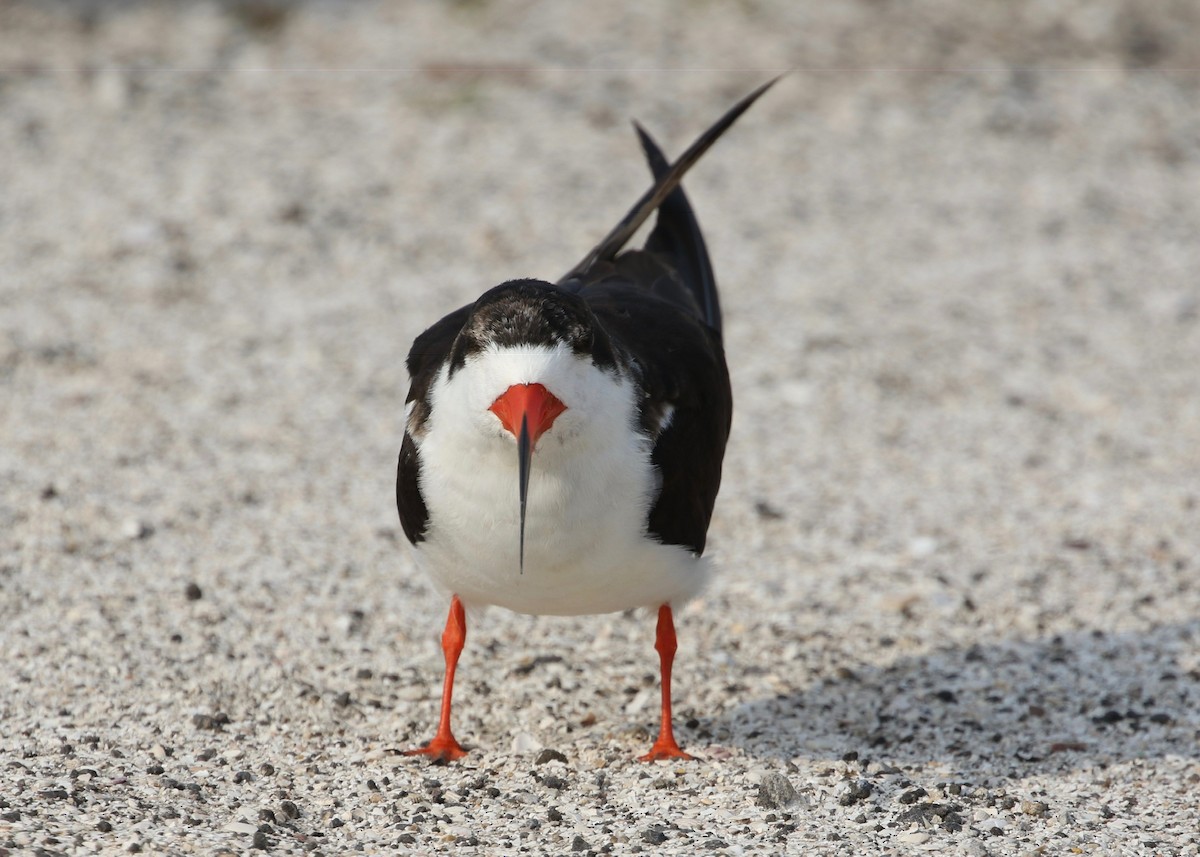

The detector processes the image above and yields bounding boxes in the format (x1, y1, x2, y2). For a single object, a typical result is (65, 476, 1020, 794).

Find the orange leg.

(404, 595, 468, 761)
(639, 604, 694, 761)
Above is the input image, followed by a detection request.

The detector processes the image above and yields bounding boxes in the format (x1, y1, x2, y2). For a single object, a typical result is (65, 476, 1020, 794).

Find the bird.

(396, 79, 776, 762)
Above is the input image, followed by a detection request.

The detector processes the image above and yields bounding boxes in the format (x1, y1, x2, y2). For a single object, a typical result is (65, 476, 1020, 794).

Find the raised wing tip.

(561, 76, 782, 283)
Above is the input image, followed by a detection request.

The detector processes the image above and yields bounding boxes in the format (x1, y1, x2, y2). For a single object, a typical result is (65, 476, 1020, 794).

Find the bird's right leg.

(404, 595, 468, 761)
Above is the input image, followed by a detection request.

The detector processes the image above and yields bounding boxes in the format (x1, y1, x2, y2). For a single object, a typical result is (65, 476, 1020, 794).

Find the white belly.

(414, 423, 707, 616)
(412, 352, 708, 615)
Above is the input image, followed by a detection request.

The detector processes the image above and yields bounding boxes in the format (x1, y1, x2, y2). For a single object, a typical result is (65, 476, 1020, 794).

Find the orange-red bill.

(488, 384, 566, 572)
(488, 383, 566, 447)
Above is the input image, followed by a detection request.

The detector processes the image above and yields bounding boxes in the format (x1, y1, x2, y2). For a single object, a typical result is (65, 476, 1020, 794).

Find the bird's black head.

(447, 279, 616, 377)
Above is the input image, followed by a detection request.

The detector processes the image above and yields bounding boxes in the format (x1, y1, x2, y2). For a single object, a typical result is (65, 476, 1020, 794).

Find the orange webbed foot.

(403, 735, 468, 762)
(638, 736, 695, 762)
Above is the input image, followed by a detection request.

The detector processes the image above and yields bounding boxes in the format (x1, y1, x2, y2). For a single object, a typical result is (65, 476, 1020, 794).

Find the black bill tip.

(517, 413, 532, 574)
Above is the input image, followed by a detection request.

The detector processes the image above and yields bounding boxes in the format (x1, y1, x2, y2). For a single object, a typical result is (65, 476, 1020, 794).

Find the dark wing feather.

(560, 86, 768, 554)
(397, 304, 471, 545)
(555, 86, 771, 554)
(560, 76, 778, 285)
(405, 304, 473, 402)
(635, 123, 722, 333)
(396, 433, 428, 544)
(582, 271, 732, 555)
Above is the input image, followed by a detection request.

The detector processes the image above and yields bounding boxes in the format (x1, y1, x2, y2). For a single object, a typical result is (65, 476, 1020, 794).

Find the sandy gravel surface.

(3, 2, 1200, 854)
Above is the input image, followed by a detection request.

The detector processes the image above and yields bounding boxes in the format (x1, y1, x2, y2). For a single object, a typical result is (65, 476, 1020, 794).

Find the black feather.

(635, 122, 721, 334)
(560, 76, 779, 284)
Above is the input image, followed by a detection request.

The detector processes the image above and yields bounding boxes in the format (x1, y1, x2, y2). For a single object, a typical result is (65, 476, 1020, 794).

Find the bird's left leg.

(639, 603, 694, 761)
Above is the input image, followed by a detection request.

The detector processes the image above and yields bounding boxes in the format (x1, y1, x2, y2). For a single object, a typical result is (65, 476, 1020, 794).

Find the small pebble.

(756, 773, 799, 808)
(643, 826, 668, 845)
(838, 779, 873, 806)
(962, 841, 991, 857)
(192, 712, 229, 731)
(121, 519, 153, 540)
(1021, 800, 1049, 816)
(535, 748, 569, 765)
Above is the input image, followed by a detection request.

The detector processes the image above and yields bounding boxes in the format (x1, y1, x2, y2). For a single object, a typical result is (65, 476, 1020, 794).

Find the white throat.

(411, 343, 706, 615)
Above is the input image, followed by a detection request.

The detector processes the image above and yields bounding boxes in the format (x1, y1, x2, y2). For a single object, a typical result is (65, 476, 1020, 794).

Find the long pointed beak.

(517, 414, 532, 573)
(488, 383, 567, 573)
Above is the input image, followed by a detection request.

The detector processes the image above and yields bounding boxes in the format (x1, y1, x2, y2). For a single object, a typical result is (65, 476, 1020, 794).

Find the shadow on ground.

(720, 621, 1200, 775)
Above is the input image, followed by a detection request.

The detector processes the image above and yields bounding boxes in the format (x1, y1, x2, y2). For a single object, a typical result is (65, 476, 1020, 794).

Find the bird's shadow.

(716, 620, 1200, 776)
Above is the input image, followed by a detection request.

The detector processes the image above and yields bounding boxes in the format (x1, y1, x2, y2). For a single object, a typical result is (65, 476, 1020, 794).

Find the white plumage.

(412, 343, 708, 615)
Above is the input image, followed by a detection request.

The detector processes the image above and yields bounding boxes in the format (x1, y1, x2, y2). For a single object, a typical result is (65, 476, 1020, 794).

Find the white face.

(411, 338, 701, 615)
(412, 336, 696, 609)
(425, 342, 636, 459)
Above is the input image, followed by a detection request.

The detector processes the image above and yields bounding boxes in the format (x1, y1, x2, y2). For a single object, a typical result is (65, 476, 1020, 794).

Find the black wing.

(635, 123, 721, 333)
(562, 90, 763, 553)
(584, 271, 732, 555)
(397, 304, 471, 544)
(560, 79, 774, 553)
(560, 76, 778, 288)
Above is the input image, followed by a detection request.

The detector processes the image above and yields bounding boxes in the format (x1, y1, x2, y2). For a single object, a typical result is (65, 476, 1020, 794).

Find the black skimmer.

(397, 79, 776, 761)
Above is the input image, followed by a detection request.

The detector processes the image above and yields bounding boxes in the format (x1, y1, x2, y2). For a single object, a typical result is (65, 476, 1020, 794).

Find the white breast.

(411, 344, 707, 616)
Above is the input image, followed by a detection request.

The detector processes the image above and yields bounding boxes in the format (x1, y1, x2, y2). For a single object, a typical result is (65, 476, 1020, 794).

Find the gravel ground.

(3, 2, 1200, 855)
